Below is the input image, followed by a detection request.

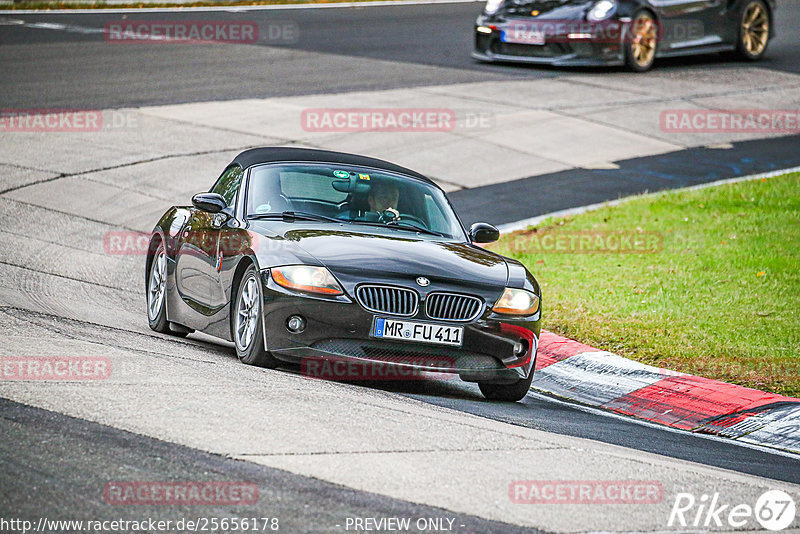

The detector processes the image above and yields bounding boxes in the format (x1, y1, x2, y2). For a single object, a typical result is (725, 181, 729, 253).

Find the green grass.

(489, 172, 800, 397)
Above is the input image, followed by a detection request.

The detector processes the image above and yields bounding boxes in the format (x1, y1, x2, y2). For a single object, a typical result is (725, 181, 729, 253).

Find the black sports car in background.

(146, 148, 541, 402)
(473, 0, 774, 71)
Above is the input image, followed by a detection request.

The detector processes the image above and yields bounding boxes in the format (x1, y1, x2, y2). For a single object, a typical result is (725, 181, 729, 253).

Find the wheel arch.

(617, 0, 657, 20)
(229, 255, 258, 340)
(633, 5, 658, 22)
(729, 0, 774, 27)
(758, 0, 775, 38)
(145, 231, 166, 293)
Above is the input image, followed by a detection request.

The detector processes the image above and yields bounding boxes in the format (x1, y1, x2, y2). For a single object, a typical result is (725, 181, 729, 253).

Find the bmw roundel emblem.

(416, 277, 430, 287)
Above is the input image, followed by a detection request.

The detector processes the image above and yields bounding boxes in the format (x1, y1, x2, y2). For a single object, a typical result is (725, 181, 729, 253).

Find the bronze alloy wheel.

(740, 1, 769, 58)
(625, 12, 658, 72)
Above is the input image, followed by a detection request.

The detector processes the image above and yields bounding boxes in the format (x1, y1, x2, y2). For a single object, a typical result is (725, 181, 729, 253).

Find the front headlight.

(586, 0, 616, 21)
(271, 265, 344, 296)
(484, 0, 504, 15)
(492, 288, 540, 315)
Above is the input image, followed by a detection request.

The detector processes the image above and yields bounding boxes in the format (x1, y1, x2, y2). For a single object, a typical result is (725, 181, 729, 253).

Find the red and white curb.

(504, 168, 800, 455)
(533, 330, 800, 455)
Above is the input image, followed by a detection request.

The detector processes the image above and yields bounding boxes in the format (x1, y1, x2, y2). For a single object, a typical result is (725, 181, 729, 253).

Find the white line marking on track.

(498, 165, 800, 233)
(1, 0, 482, 15)
(5, 19, 107, 34)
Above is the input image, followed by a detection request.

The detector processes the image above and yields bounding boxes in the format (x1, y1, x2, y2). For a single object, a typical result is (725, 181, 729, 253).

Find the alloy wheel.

(741, 3, 769, 56)
(147, 249, 166, 321)
(235, 275, 260, 350)
(631, 14, 657, 68)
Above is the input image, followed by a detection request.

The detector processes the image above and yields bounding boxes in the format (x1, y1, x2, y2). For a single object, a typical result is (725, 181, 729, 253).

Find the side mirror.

(469, 222, 500, 244)
(192, 192, 227, 214)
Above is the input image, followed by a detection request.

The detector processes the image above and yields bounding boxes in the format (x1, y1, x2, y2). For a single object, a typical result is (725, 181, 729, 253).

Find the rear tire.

(233, 266, 280, 368)
(736, 0, 770, 61)
(478, 371, 534, 402)
(624, 11, 658, 72)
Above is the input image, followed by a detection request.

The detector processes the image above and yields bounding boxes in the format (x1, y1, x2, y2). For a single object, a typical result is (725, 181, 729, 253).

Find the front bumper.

(473, 17, 625, 67)
(259, 273, 540, 384)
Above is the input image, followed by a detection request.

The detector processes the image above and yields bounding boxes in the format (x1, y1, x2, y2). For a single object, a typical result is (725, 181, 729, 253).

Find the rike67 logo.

(669, 490, 796, 531)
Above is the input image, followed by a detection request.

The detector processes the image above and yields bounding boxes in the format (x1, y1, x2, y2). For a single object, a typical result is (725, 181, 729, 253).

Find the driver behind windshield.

(367, 181, 400, 219)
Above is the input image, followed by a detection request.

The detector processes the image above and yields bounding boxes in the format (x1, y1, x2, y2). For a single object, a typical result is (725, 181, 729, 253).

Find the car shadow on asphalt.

(278, 361, 490, 402)
(186, 332, 532, 404)
(485, 51, 788, 75)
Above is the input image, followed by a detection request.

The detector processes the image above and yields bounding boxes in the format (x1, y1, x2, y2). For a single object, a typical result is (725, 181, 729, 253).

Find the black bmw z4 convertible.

(146, 148, 541, 402)
(473, 0, 774, 71)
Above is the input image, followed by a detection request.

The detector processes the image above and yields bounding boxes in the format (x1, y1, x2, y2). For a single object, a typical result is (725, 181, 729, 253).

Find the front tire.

(736, 0, 770, 61)
(624, 11, 658, 72)
(147, 243, 189, 337)
(234, 266, 280, 368)
(478, 371, 534, 402)
(147, 243, 170, 334)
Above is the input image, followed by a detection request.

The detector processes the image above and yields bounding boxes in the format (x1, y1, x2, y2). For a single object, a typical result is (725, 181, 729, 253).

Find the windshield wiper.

(249, 212, 444, 237)
(353, 220, 445, 237)
(387, 221, 446, 237)
(247, 211, 343, 224)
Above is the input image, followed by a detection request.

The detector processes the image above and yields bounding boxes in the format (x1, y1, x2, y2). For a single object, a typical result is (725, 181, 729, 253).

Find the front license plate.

(373, 318, 463, 347)
(501, 27, 546, 45)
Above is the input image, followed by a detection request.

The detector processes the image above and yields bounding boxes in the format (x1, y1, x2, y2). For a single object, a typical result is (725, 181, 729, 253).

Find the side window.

(210, 165, 243, 206)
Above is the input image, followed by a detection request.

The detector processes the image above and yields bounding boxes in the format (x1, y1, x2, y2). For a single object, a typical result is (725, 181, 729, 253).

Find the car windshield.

(246, 163, 466, 240)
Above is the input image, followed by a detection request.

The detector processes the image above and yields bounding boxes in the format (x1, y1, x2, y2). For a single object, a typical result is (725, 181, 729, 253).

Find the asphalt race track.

(1, 1, 799, 108)
(0, 399, 545, 533)
(1, 1, 800, 532)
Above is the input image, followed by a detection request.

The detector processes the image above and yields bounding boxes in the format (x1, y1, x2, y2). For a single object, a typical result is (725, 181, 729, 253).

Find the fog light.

(287, 315, 305, 333)
(513, 340, 527, 356)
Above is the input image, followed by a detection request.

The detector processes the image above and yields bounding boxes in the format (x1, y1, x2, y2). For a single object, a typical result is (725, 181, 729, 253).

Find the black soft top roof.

(232, 147, 433, 185)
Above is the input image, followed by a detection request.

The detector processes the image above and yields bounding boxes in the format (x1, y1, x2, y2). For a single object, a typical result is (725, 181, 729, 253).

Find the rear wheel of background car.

(624, 11, 658, 72)
(234, 266, 280, 368)
(736, 0, 770, 61)
(478, 371, 534, 402)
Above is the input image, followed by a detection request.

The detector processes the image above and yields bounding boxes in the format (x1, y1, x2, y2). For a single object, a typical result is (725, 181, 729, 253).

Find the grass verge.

(489, 172, 800, 396)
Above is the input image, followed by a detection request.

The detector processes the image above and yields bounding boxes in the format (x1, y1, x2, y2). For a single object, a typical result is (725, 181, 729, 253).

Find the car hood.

(500, 0, 590, 18)
(280, 228, 510, 291)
